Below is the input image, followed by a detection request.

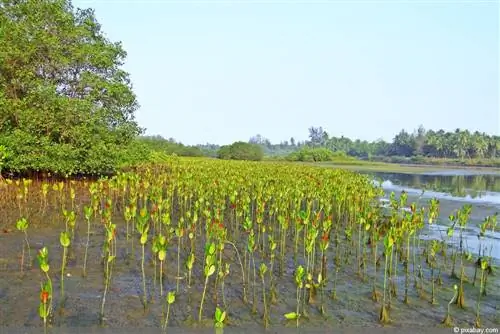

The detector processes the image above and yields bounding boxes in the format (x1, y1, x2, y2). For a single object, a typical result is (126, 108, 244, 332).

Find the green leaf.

(158, 250, 166, 261)
(167, 291, 176, 304)
(140, 232, 148, 245)
(206, 264, 216, 277)
(39, 303, 46, 318)
(60, 231, 70, 247)
(284, 312, 297, 320)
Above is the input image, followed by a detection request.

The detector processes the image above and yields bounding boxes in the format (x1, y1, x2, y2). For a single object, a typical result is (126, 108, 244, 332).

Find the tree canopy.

(217, 142, 264, 161)
(0, 0, 142, 175)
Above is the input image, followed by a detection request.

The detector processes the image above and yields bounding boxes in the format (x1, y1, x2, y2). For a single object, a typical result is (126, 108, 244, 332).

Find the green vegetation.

(0, 0, 142, 175)
(221, 127, 500, 168)
(217, 141, 264, 161)
(0, 159, 496, 330)
(1, 1, 498, 331)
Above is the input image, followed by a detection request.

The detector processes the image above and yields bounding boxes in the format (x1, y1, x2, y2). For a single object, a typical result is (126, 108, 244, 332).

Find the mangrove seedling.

(37, 247, 53, 330)
(427, 239, 440, 305)
(156, 234, 168, 297)
(284, 264, 305, 328)
(380, 231, 394, 325)
(442, 284, 458, 327)
(16, 217, 31, 273)
(259, 262, 269, 328)
(199, 242, 216, 322)
(214, 306, 226, 334)
(59, 231, 71, 304)
(455, 205, 472, 309)
(82, 206, 93, 277)
(39, 280, 52, 333)
(100, 223, 116, 324)
(163, 291, 176, 331)
(475, 258, 489, 328)
(136, 208, 150, 310)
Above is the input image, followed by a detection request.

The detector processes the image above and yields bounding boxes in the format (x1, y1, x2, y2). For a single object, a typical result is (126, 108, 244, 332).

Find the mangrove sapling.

(371, 223, 381, 302)
(37, 247, 53, 330)
(402, 208, 415, 304)
(185, 251, 195, 313)
(380, 230, 394, 325)
(163, 291, 176, 331)
(156, 234, 167, 297)
(136, 208, 150, 311)
(268, 235, 278, 304)
(284, 265, 305, 328)
(474, 258, 488, 328)
(427, 239, 440, 305)
(214, 306, 227, 334)
(199, 242, 217, 322)
(386, 215, 398, 309)
(63, 210, 77, 255)
(455, 205, 472, 309)
(318, 229, 329, 314)
(16, 217, 31, 273)
(260, 263, 269, 328)
(59, 231, 71, 306)
(39, 280, 52, 333)
(124, 205, 132, 242)
(250, 230, 258, 315)
(175, 217, 185, 293)
(100, 223, 116, 324)
(473, 219, 490, 287)
(442, 284, 458, 327)
(304, 221, 318, 311)
(82, 206, 93, 278)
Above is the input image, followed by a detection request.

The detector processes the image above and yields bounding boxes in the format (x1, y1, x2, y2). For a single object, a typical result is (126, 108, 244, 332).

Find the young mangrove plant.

(16, 217, 31, 273)
(214, 306, 227, 334)
(380, 229, 394, 325)
(156, 234, 168, 297)
(442, 284, 458, 327)
(136, 208, 150, 311)
(37, 247, 53, 331)
(82, 206, 93, 278)
(59, 231, 71, 306)
(259, 262, 269, 328)
(427, 239, 440, 305)
(163, 291, 176, 331)
(284, 264, 305, 328)
(474, 258, 489, 328)
(199, 242, 217, 322)
(455, 205, 472, 309)
(100, 223, 116, 324)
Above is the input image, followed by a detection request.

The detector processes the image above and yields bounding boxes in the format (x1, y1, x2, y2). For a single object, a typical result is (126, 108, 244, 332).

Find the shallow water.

(368, 171, 500, 260)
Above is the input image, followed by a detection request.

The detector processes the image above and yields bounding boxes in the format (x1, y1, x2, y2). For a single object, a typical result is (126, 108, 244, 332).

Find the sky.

(73, 0, 499, 146)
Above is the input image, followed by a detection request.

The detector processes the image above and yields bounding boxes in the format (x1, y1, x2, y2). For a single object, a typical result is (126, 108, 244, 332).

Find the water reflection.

(369, 172, 500, 199)
(367, 171, 500, 259)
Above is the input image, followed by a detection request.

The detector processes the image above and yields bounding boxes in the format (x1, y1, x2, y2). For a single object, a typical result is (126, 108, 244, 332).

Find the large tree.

(0, 0, 142, 174)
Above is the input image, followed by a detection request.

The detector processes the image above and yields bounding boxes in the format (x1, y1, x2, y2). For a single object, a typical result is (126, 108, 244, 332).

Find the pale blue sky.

(74, 0, 499, 146)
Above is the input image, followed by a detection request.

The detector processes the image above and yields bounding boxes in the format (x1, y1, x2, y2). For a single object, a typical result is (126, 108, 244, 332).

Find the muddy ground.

(0, 194, 499, 332)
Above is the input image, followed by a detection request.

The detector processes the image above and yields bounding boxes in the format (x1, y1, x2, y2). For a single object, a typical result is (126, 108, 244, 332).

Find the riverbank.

(309, 161, 500, 175)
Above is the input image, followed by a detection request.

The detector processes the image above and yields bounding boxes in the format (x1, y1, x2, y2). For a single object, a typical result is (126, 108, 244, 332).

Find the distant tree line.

(226, 126, 500, 163)
(303, 126, 500, 160)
